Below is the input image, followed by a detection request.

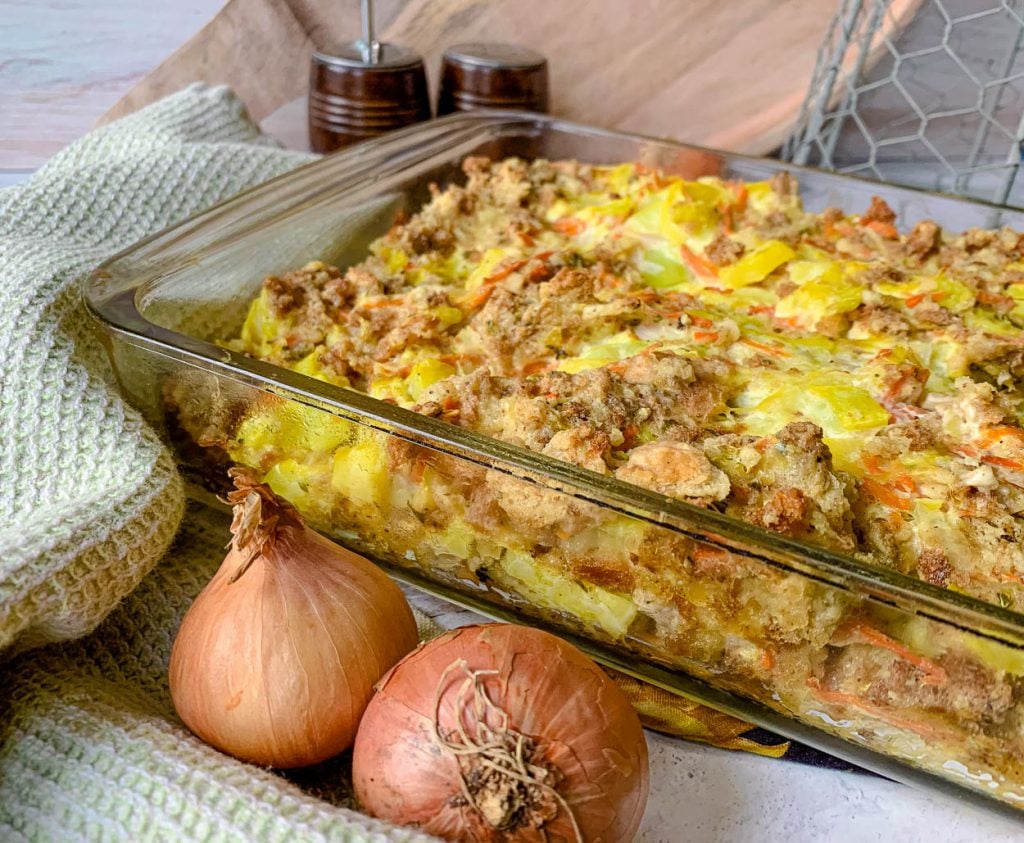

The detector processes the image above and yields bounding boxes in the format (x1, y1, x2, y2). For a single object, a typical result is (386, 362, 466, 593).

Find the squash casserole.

(174, 156, 1024, 797)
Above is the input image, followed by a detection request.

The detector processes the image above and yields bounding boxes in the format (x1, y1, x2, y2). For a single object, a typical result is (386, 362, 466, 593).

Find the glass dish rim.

(84, 109, 1024, 654)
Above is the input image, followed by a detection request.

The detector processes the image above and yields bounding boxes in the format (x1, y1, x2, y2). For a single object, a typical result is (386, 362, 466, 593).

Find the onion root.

(431, 660, 581, 840)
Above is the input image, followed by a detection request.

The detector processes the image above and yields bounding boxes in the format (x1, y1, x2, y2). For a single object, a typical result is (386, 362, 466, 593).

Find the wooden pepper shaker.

(308, 0, 431, 153)
(436, 43, 550, 116)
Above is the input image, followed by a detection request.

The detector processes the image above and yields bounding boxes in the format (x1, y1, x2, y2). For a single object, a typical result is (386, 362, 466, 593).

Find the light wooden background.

(2, 0, 853, 169)
(0, 0, 224, 169)
(3, 0, 1012, 180)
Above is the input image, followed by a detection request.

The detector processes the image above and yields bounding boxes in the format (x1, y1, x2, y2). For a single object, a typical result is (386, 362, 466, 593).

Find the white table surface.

(3, 2, 1024, 839)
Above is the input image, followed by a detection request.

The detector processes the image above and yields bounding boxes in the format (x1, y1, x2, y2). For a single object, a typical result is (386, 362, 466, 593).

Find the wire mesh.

(783, 0, 1024, 207)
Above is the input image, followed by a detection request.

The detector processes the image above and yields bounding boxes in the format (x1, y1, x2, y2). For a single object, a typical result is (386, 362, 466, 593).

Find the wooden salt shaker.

(436, 43, 550, 116)
(308, 0, 430, 152)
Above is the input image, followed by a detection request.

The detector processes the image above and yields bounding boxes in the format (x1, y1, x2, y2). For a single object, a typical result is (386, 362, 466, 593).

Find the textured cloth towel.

(0, 83, 437, 842)
(0, 82, 305, 655)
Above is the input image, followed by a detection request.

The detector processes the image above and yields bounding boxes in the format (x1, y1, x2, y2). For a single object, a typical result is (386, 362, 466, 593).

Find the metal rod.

(783, 8, 843, 161)
(995, 102, 1024, 206)
(820, 0, 889, 168)
(360, 0, 380, 64)
(963, 20, 1024, 195)
(791, 0, 865, 165)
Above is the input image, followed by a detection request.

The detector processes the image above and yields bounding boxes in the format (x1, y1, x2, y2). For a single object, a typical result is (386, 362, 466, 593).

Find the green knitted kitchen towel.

(0, 83, 438, 841)
(0, 82, 310, 655)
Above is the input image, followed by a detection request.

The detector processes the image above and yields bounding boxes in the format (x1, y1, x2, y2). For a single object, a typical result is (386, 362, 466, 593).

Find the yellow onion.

(169, 469, 418, 768)
(353, 623, 649, 841)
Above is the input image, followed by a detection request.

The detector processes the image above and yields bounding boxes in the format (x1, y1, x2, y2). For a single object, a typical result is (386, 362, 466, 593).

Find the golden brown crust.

(230, 156, 1024, 612)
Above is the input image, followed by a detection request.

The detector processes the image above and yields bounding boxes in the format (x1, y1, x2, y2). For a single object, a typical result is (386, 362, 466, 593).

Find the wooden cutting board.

(101, 0, 919, 155)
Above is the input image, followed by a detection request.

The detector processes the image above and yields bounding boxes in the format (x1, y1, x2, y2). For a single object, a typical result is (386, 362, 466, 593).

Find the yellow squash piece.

(717, 241, 796, 290)
(502, 550, 637, 640)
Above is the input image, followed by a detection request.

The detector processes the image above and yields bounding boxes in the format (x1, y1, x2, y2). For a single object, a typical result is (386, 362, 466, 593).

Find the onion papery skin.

(170, 522, 419, 769)
(352, 624, 649, 842)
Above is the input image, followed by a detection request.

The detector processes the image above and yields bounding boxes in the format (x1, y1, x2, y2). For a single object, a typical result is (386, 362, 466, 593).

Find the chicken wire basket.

(783, 0, 1024, 208)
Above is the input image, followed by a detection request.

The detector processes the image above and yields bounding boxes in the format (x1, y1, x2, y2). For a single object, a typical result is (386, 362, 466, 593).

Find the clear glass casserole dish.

(86, 112, 1024, 819)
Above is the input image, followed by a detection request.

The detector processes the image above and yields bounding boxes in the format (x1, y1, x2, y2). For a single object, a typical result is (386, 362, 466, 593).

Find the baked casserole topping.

(174, 155, 1024, 788)
(230, 156, 1024, 612)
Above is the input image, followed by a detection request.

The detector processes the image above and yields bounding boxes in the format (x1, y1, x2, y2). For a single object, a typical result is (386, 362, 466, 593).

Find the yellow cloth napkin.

(606, 669, 790, 758)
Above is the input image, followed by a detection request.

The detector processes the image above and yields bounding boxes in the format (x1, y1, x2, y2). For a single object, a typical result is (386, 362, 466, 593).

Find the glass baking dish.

(86, 112, 1024, 819)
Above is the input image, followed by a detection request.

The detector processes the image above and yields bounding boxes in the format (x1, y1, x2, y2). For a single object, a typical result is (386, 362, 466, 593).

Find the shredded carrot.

(459, 259, 528, 311)
(527, 252, 555, 281)
(905, 293, 927, 308)
(838, 620, 948, 686)
(774, 315, 801, 329)
(982, 455, 1024, 471)
(693, 330, 719, 342)
(958, 502, 986, 519)
(629, 292, 661, 307)
(659, 289, 688, 304)
(730, 181, 748, 212)
(689, 314, 714, 328)
(553, 217, 585, 236)
(862, 477, 912, 511)
(740, 337, 790, 358)
(360, 297, 403, 309)
(517, 230, 536, 247)
(747, 304, 775, 316)
(759, 649, 776, 671)
(409, 457, 431, 483)
(806, 679, 949, 739)
(484, 259, 526, 285)
(462, 285, 495, 311)
(864, 219, 899, 239)
(862, 453, 884, 475)
(977, 290, 1012, 307)
(881, 368, 926, 405)
(622, 424, 640, 447)
(718, 201, 735, 234)
(980, 426, 1024, 446)
(521, 360, 551, 376)
(886, 510, 905, 530)
(953, 444, 980, 460)
(679, 244, 719, 278)
(692, 546, 730, 565)
(892, 474, 917, 493)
